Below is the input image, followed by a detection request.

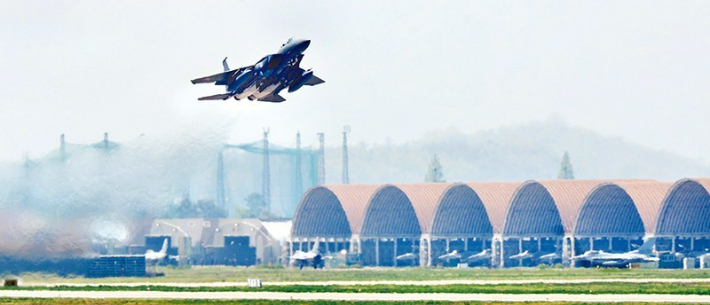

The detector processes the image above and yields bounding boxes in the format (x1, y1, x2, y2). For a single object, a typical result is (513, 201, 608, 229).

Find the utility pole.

(59, 134, 66, 161)
(317, 132, 325, 184)
(262, 128, 271, 216)
(342, 126, 350, 184)
(294, 131, 303, 206)
(216, 149, 226, 211)
(103, 132, 109, 149)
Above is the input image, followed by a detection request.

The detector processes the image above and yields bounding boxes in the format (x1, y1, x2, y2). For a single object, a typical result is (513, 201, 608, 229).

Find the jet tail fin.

(198, 93, 233, 101)
(310, 238, 320, 254)
(636, 237, 656, 254)
(160, 238, 169, 254)
(222, 57, 230, 72)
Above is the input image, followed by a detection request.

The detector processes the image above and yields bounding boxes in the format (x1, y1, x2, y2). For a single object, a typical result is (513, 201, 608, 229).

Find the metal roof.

(574, 181, 671, 236)
(467, 182, 522, 234)
(396, 183, 454, 234)
(615, 181, 672, 233)
(430, 184, 492, 237)
(503, 180, 605, 236)
(360, 185, 423, 237)
(655, 178, 710, 236)
(291, 184, 380, 237)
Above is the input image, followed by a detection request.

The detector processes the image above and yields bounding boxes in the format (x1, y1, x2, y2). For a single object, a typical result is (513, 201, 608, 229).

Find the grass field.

(3, 282, 710, 295)
(0, 300, 702, 305)
(9, 266, 710, 285)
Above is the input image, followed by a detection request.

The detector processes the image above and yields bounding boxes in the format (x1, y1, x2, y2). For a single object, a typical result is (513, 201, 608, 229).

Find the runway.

(29, 277, 710, 287)
(1, 290, 710, 303)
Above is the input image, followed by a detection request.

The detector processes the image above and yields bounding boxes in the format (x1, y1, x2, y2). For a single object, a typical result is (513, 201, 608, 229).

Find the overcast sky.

(1, 1, 709, 163)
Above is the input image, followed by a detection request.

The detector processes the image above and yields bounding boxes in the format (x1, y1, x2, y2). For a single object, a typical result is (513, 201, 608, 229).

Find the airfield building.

(290, 178, 710, 268)
(144, 218, 286, 266)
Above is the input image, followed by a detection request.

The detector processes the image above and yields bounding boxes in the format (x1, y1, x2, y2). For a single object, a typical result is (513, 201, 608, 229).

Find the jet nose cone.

(300, 40, 311, 50)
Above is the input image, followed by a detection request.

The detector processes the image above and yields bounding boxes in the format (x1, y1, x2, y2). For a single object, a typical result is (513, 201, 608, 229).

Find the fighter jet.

(191, 38, 324, 102)
(145, 238, 169, 262)
(396, 252, 418, 261)
(438, 250, 462, 261)
(466, 249, 492, 262)
(508, 250, 533, 260)
(290, 239, 323, 270)
(539, 252, 562, 262)
(572, 237, 658, 268)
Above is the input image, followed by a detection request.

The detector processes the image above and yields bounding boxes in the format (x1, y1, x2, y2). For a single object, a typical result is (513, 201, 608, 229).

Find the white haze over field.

(0, 124, 231, 258)
(0, 1, 709, 258)
(0, 1, 709, 163)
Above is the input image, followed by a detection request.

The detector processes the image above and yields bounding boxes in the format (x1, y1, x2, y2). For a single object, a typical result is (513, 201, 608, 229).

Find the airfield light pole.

(262, 128, 271, 216)
(59, 134, 66, 161)
(342, 126, 350, 184)
(294, 132, 303, 198)
(317, 132, 325, 184)
(216, 150, 226, 210)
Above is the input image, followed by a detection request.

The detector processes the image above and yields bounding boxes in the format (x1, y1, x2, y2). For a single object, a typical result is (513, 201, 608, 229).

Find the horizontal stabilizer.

(198, 93, 233, 101)
(191, 70, 234, 85)
(258, 93, 286, 103)
(305, 75, 325, 86)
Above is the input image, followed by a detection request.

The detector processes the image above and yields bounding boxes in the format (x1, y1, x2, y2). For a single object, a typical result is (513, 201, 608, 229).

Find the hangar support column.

(375, 238, 380, 266)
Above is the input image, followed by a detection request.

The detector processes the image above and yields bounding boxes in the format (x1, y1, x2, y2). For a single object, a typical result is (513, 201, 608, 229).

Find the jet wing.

(305, 75, 325, 86)
(191, 67, 251, 85)
(198, 93, 233, 101)
(258, 93, 286, 103)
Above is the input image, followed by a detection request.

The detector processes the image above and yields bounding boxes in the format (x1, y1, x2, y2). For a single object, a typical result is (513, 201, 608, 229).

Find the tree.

(164, 198, 226, 218)
(424, 155, 445, 182)
(558, 151, 575, 179)
(244, 192, 267, 218)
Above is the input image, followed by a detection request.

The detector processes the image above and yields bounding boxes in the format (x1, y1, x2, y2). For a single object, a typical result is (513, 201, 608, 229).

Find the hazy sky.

(1, 1, 709, 163)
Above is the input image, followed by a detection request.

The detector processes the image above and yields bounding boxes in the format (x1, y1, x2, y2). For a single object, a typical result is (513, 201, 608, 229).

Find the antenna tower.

(262, 128, 271, 216)
(317, 132, 325, 184)
(342, 126, 350, 184)
(294, 131, 303, 196)
(216, 150, 226, 210)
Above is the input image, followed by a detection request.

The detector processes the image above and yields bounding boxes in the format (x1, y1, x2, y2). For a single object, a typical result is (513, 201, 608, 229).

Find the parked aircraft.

(145, 238, 169, 262)
(539, 252, 561, 262)
(290, 239, 323, 269)
(572, 238, 658, 268)
(438, 250, 462, 260)
(396, 252, 418, 261)
(466, 249, 492, 262)
(508, 250, 533, 260)
(191, 38, 324, 102)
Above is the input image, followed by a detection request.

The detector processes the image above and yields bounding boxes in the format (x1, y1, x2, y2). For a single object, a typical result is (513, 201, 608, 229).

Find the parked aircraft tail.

(635, 237, 656, 254)
(310, 238, 320, 254)
(159, 238, 169, 255)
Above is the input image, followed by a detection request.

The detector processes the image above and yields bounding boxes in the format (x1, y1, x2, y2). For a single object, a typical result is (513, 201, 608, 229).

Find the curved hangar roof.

(430, 182, 521, 237)
(655, 178, 710, 236)
(503, 180, 603, 236)
(360, 183, 452, 237)
(291, 184, 380, 238)
(575, 181, 671, 237)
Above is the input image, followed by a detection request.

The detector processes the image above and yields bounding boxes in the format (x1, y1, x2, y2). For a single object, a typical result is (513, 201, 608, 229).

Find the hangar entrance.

(503, 236, 562, 267)
(430, 237, 492, 267)
(655, 236, 710, 253)
(573, 236, 643, 255)
(361, 237, 419, 267)
(291, 238, 349, 253)
(655, 180, 710, 255)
